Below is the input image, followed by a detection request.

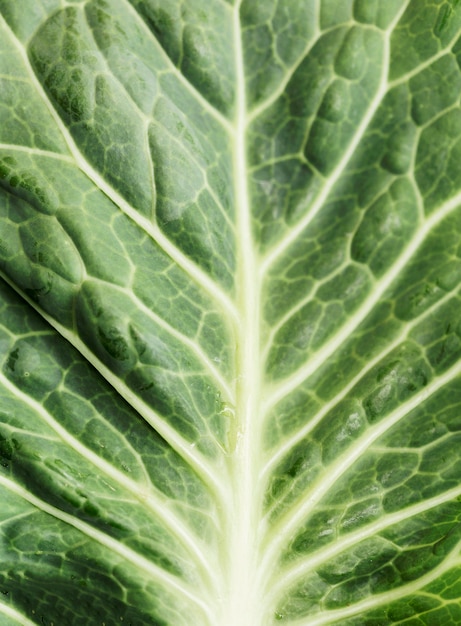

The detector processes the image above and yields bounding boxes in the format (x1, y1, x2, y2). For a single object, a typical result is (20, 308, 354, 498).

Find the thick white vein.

(2, 1, 461, 624)
(219, 3, 266, 626)
(0, 475, 214, 621)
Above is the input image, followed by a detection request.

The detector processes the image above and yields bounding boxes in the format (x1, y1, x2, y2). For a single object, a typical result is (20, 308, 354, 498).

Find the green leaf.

(2, 1, 461, 624)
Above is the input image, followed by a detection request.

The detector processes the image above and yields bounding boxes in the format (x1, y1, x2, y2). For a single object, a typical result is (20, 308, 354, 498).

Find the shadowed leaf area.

(1, 0, 461, 625)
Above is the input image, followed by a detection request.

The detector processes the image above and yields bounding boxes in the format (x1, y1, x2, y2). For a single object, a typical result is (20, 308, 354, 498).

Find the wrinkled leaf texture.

(2, 1, 461, 625)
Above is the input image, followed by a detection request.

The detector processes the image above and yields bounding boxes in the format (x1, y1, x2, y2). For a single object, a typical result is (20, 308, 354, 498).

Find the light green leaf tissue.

(1, 1, 461, 624)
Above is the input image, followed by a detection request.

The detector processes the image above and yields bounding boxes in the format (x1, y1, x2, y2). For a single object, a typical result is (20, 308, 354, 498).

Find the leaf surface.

(2, 1, 461, 625)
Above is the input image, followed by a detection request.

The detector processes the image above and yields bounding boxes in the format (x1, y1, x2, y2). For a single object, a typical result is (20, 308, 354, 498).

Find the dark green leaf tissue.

(1, 1, 461, 624)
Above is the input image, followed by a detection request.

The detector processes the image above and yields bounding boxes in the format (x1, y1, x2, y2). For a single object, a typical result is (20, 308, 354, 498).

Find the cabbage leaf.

(2, 1, 461, 624)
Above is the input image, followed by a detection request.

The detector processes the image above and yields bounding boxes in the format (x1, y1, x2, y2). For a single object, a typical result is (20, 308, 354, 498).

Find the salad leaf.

(2, 0, 461, 624)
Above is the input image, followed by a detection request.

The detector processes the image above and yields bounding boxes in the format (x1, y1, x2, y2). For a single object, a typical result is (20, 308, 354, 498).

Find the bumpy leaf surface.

(2, 1, 461, 625)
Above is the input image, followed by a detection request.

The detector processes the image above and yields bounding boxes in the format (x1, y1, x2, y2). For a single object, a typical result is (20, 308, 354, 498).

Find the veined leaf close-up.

(2, 0, 461, 624)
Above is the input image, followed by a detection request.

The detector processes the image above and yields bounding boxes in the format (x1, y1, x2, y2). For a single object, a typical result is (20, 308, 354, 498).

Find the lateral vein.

(0, 144, 73, 161)
(0, 603, 37, 626)
(1, 15, 238, 324)
(0, 270, 226, 503)
(289, 545, 461, 626)
(271, 483, 461, 597)
(88, 277, 235, 404)
(119, 0, 234, 134)
(262, 356, 461, 571)
(259, 0, 411, 277)
(263, 285, 459, 477)
(264, 188, 461, 413)
(0, 475, 213, 619)
(0, 370, 217, 589)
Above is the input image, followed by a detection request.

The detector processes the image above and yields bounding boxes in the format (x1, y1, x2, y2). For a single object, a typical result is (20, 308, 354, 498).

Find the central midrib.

(221, 2, 265, 625)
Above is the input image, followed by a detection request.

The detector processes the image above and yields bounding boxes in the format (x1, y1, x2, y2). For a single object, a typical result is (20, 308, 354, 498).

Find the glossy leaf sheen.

(1, 1, 461, 625)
